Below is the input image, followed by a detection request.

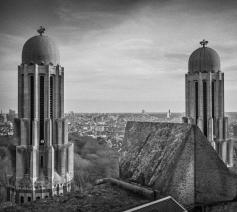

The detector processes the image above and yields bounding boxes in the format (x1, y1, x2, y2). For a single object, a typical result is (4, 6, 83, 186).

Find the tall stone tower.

(7, 27, 74, 203)
(183, 40, 233, 166)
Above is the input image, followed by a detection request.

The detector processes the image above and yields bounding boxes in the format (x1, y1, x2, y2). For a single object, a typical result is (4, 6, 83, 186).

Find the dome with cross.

(22, 26, 60, 65)
(188, 40, 220, 74)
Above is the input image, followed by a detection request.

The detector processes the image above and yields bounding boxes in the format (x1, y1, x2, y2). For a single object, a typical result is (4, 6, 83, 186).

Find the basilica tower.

(7, 27, 74, 203)
(183, 40, 233, 166)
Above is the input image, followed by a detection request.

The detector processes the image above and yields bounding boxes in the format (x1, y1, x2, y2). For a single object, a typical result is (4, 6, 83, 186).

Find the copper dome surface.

(22, 35, 60, 65)
(188, 47, 220, 74)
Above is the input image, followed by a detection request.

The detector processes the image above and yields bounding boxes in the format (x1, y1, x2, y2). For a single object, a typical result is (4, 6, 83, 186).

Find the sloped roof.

(124, 196, 187, 212)
(120, 121, 237, 207)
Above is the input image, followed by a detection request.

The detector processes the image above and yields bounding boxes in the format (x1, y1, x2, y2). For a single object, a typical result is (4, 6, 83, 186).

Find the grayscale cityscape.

(1, 0, 237, 212)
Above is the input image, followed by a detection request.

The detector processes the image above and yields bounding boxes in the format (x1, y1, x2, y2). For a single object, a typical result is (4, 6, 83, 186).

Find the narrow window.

(40, 156, 43, 168)
(21, 74, 24, 117)
(28, 197, 31, 202)
(30, 76, 34, 145)
(58, 76, 62, 117)
(50, 76, 53, 119)
(30, 76, 34, 120)
(212, 81, 215, 118)
(212, 81, 215, 135)
(66, 148, 69, 172)
(20, 196, 24, 204)
(203, 81, 207, 136)
(40, 76, 44, 141)
(195, 81, 198, 124)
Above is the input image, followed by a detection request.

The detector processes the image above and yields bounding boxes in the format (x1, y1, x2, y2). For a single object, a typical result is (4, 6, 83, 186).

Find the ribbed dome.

(22, 35, 60, 65)
(188, 47, 220, 74)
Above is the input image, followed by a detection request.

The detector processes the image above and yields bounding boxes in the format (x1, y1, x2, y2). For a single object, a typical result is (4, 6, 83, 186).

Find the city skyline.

(1, 0, 237, 112)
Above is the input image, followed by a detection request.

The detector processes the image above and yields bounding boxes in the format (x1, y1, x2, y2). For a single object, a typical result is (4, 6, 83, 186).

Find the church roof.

(22, 32, 60, 65)
(120, 121, 237, 208)
(188, 42, 220, 74)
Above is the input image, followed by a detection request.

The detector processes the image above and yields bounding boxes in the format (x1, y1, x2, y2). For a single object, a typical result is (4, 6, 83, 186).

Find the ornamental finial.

(37, 26, 45, 36)
(200, 39, 208, 47)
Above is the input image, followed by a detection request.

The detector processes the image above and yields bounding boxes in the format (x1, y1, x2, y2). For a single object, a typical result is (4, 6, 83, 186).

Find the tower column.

(68, 144, 74, 177)
(227, 140, 233, 167)
(57, 119, 62, 145)
(220, 73, 224, 118)
(55, 67, 59, 118)
(207, 73, 212, 120)
(60, 147, 66, 176)
(197, 74, 203, 131)
(61, 69, 64, 118)
(185, 74, 190, 117)
(32, 120, 38, 146)
(190, 80, 195, 122)
(23, 67, 30, 118)
(63, 119, 68, 145)
(221, 141, 227, 163)
(34, 65, 39, 120)
(215, 77, 220, 118)
(45, 119, 52, 145)
(18, 66, 23, 118)
(47, 146, 54, 183)
(30, 147, 37, 183)
(207, 73, 214, 142)
(45, 66, 50, 119)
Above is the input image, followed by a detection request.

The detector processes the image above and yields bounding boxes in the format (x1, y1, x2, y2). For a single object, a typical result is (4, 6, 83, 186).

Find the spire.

(200, 39, 208, 48)
(37, 26, 46, 36)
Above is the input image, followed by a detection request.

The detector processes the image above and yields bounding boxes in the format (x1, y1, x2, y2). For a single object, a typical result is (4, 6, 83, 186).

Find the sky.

(0, 0, 237, 113)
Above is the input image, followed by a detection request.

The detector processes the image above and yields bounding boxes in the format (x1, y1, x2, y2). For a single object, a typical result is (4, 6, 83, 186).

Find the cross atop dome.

(37, 26, 46, 36)
(200, 39, 208, 48)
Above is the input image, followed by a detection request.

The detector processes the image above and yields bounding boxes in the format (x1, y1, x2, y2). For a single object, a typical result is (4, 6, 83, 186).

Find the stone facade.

(6, 29, 74, 204)
(183, 41, 233, 166)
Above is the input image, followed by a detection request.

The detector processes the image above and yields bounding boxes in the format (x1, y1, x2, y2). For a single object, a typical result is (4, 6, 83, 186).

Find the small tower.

(7, 27, 74, 203)
(231, 124, 237, 168)
(183, 40, 232, 166)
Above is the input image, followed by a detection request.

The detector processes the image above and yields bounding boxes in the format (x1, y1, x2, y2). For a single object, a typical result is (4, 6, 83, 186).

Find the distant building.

(0, 110, 7, 123)
(183, 40, 232, 166)
(7, 27, 74, 203)
(7, 109, 16, 122)
(167, 109, 171, 119)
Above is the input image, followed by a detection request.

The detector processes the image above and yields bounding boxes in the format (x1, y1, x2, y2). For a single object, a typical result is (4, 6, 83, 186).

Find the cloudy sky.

(0, 0, 237, 113)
